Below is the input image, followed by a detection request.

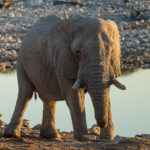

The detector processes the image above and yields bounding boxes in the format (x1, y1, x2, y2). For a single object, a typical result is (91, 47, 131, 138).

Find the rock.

(82, 134, 97, 140)
(21, 128, 31, 136)
(53, 0, 86, 7)
(32, 124, 41, 130)
(88, 124, 100, 135)
(0, 62, 14, 72)
(114, 135, 128, 144)
(0, 0, 150, 71)
(0, 113, 2, 117)
(124, 0, 131, 3)
(0, 63, 7, 72)
(0, 120, 7, 129)
(136, 134, 150, 140)
(104, 8, 116, 14)
(22, 119, 30, 128)
(130, 8, 150, 20)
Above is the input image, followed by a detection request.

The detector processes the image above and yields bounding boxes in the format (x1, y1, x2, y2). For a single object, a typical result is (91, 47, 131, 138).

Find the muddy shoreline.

(0, 119, 150, 149)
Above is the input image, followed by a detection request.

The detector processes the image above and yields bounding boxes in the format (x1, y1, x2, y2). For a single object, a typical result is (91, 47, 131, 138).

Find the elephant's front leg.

(58, 78, 88, 140)
(66, 88, 88, 140)
(40, 101, 61, 139)
(100, 100, 114, 140)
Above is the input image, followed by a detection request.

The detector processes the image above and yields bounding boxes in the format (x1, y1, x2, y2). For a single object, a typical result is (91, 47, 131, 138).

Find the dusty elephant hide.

(4, 15, 124, 141)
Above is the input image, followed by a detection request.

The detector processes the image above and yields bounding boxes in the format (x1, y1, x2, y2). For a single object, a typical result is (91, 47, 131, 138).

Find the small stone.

(0, 120, 6, 127)
(114, 135, 128, 144)
(136, 134, 150, 140)
(32, 124, 41, 130)
(88, 124, 100, 135)
(135, 21, 139, 25)
(21, 128, 30, 136)
(10, 12, 14, 17)
(83, 134, 97, 140)
(0, 62, 7, 72)
(140, 20, 144, 23)
(135, 40, 140, 44)
(124, 0, 131, 3)
(140, 61, 144, 65)
(22, 119, 30, 128)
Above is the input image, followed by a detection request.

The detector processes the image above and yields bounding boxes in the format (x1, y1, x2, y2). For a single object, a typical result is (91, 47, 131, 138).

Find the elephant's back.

(20, 15, 61, 55)
(30, 15, 61, 36)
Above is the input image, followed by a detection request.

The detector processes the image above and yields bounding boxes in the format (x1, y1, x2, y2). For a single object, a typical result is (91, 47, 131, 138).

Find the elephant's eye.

(76, 50, 80, 54)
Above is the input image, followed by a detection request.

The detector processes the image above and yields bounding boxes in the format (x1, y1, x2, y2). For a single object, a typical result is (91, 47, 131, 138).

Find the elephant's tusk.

(72, 79, 81, 90)
(111, 79, 126, 90)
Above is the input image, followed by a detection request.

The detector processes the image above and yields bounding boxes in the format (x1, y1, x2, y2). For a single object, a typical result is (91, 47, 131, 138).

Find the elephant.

(4, 15, 126, 140)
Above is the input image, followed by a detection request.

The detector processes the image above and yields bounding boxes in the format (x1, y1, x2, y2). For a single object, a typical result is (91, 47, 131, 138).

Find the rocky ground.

(0, 0, 150, 72)
(1, 119, 150, 150)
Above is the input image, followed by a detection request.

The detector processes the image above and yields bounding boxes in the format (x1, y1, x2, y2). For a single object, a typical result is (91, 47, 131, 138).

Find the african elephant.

(4, 15, 125, 140)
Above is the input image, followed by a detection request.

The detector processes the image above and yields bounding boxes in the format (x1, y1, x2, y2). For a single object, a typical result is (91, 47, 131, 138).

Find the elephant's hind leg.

(4, 62, 34, 138)
(40, 101, 61, 139)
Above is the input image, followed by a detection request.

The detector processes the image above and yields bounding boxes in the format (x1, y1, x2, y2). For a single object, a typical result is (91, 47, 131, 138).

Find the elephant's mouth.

(72, 78, 126, 90)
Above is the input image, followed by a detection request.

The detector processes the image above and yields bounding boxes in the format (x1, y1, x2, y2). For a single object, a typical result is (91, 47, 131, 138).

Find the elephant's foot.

(74, 127, 88, 141)
(40, 128, 61, 139)
(4, 124, 21, 138)
(100, 133, 114, 140)
(100, 126, 114, 140)
(74, 135, 82, 141)
(74, 131, 88, 141)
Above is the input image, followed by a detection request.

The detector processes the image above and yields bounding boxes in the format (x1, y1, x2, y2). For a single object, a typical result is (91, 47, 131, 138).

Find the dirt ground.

(1, 127, 150, 150)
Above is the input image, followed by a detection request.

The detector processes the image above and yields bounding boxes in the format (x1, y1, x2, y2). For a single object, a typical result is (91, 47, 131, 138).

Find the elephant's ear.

(47, 20, 78, 79)
(108, 20, 121, 78)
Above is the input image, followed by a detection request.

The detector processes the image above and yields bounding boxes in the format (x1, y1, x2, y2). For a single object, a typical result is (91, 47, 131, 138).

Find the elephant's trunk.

(86, 57, 110, 128)
(88, 85, 109, 128)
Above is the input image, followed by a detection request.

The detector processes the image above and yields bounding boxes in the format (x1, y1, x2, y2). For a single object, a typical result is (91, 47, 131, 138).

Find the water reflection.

(0, 69, 150, 137)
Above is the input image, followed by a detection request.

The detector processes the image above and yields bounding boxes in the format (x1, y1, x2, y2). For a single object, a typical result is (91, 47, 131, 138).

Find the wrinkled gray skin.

(4, 15, 121, 140)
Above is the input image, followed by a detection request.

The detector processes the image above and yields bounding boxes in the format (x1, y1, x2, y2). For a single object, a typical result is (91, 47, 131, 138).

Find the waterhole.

(0, 69, 150, 137)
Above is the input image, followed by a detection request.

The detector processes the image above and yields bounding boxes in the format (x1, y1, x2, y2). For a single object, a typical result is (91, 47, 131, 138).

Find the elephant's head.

(48, 16, 125, 128)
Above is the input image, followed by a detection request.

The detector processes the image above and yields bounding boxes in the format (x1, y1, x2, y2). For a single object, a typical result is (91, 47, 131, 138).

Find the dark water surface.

(0, 69, 150, 137)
